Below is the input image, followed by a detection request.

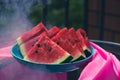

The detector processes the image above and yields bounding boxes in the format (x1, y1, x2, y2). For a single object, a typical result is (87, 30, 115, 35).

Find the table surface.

(0, 46, 68, 80)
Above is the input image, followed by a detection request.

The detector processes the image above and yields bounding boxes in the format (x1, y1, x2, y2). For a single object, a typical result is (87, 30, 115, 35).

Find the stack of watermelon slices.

(16, 22, 91, 64)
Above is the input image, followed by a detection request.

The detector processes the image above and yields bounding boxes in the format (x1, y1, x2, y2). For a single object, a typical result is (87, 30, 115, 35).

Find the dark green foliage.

(69, 0, 84, 29)
(0, 0, 84, 29)
(28, 4, 43, 25)
(29, 0, 84, 29)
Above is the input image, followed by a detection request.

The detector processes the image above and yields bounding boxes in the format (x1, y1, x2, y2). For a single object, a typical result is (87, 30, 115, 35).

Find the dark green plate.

(11, 43, 94, 73)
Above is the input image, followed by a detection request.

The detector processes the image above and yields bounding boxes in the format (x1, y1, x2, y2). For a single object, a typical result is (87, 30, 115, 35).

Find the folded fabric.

(79, 42, 120, 80)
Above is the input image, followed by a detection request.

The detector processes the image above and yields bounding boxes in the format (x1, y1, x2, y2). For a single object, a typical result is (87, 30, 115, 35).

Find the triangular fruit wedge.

(24, 33, 72, 64)
(52, 27, 85, 61)
(76, 28, 90, 49)
(16, 22, 47, 45)
(62, 28, 86, 61)
(47, 26, 60, 38)
(52, 27, 67, 41)
(76, 28, 91, 57)
(18, 26, 60, 57)
(19, 35, 41, 56)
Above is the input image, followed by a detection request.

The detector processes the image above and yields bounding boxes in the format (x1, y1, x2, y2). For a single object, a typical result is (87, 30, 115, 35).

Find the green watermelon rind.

(16, 22, 47, 46)
(19, 46, 94, 65)
(19, 44, 26, 57)
(24, 52, 72, 64)
(16, 37, 22, 45)
(71, 52, 85, 61)
(17, 37, 27, 56)
(51, 52, 71, 64)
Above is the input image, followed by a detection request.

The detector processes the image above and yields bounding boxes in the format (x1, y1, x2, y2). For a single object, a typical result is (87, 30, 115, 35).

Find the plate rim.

(10, 43, 94, 66)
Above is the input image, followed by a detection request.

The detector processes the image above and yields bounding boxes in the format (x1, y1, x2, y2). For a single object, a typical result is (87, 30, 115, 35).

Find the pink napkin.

(79, 42, 120, 80)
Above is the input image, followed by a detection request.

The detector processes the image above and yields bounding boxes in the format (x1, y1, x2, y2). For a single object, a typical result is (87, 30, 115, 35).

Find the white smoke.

(0, 1, 76, 79)
(0, 0, 41, 48)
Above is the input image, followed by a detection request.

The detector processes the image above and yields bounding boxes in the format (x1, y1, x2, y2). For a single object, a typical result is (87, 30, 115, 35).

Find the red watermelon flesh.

(64, 39, 85, 61)
(85, 37, 90, 49)
(24, 33, 72, 64)
(19, 26, 60, 57)
(76, 29, 90, 51)
(17, 22, 47, 45)
(63, 28, 86, 60)
(52, 27, 67, 41)
(77, 28, 87, 38)
(47, 26, 60, 38)
(51, 28, 68, 46)
(76, 29, 88, 50)
(52, 28, 85, 61)
(19, 35, 42, 56)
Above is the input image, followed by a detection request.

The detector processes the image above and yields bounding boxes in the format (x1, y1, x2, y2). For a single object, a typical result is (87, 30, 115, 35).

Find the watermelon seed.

(32, 44, 34, 46)
(68, 39, 70, 41)
(75, 40, 80, 43)
(36, 40, 38, 42)
(48, 47, 52, 52)
(35, 50, 39, 53)
(37, 44, 41, 47)
(44, 44, 47, 47)
(56, 41, 60, 45)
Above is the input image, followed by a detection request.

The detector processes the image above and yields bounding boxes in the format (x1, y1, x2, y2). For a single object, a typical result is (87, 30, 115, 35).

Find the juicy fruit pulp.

(76, 29, 91, 57)
(16, 22, 91, 64)
(24, 33, 72, 64)
(18, 26, 60, 56)
(52, 28, 86, 61)
(47, 26, 60, 38)
(19, 35, 41, 56)
(17, 22, 47, 45)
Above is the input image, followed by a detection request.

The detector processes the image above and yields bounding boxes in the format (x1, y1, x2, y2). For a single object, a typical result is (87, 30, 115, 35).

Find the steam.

(0, 0, 41, 48)
(0, 1, 69, 80)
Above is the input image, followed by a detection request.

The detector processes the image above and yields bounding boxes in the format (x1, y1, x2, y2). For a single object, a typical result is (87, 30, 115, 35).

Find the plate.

(11, 43, 94, 73)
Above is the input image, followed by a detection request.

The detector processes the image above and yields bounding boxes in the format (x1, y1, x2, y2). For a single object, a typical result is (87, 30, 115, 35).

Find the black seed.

(37, 44, 41, 47)
(36, 40, 38, 42)
(68, 39, 70, 41)
(57, 41, 60, 45)
(35, 50, 38, 53)
(48, 47, 52, 52)
(32, 44, 34, 46)
(43, 43, 46, 47)
(75, 40, 80, 42)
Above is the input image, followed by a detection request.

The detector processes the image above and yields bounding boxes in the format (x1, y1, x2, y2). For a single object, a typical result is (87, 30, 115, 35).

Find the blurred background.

(0, 0, 120, 48)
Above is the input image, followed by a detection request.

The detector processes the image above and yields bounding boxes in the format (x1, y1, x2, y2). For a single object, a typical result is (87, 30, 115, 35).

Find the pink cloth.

(0, 46, 67, 80)
(0, 42, 120, 80)
(79, 42, 120, 80)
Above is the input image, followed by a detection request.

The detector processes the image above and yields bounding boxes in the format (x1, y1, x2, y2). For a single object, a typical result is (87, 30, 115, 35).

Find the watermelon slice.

(62, 28, 86, 61)
(76, 29, 90, 51)
(16, 22, 47, 45)
(76, 29, 91, 57)
(24, 33, 72, 64)
(47, 26, 60, 38)
(19, 26, 60, 56)
(77, 28, 87, 38)
(52, 28, 85, 61)
(19, 35, 41, 56)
